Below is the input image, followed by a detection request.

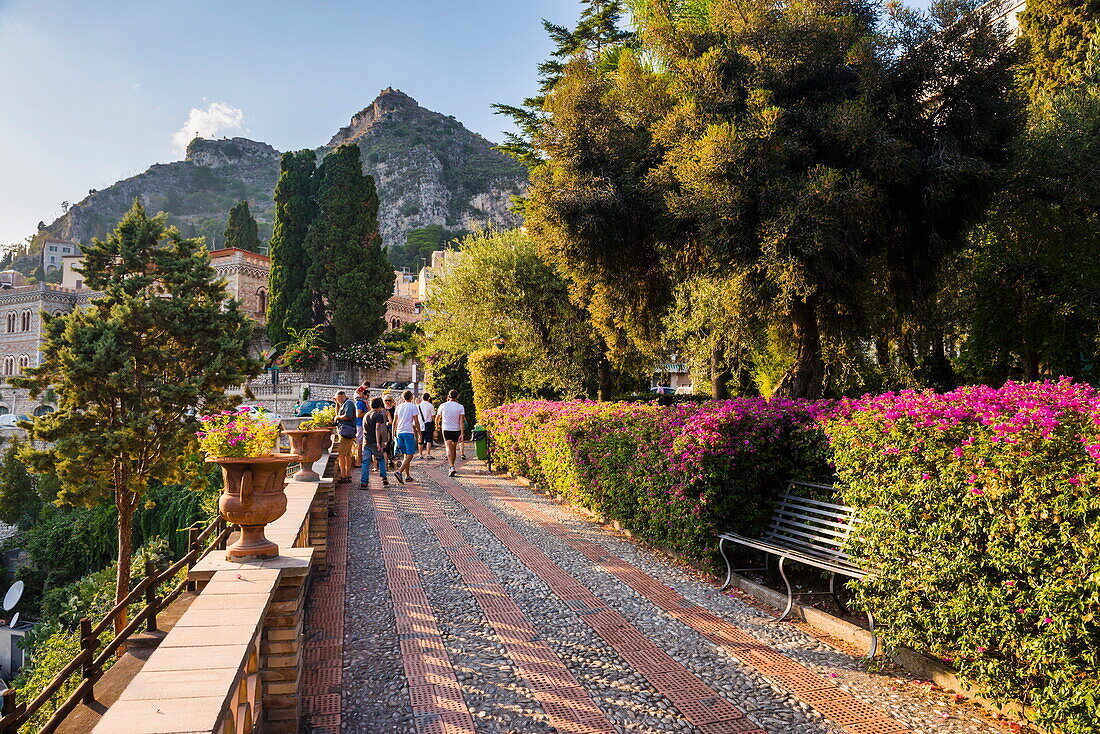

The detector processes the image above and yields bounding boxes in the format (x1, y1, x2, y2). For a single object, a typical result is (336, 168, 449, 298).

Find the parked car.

(296, 399, 336, 418)
(650, 386, 675, 395)
(235, 405, 284, 423)
(0, 414, 32, 428)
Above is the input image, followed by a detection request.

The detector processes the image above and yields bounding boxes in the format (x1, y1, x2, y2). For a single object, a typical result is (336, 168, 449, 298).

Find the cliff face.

(43, 89, 526, 251)
(328, 88, 524, 247)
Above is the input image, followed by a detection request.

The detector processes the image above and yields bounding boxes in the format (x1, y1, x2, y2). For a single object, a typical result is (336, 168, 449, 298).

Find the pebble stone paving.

(306, 456, 1024, 734)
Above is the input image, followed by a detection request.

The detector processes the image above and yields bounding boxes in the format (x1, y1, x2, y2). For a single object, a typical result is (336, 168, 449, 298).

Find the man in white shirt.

(437, 390, 466, 478)
(392, 390, 421, 485)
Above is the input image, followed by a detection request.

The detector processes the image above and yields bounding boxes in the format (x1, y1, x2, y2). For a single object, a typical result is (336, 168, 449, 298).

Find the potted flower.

(197, 407, 301, 560)
(283, 405, 337, 481)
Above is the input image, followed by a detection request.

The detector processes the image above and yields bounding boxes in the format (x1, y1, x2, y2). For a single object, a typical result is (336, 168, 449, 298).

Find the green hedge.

(825, 381, 1100, 733)
(482, 398, 832, 557)
(468, 349, 522, 419)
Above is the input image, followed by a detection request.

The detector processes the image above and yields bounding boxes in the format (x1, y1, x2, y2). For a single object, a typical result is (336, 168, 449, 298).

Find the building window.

(20, 310, 31, 332)
(48, 246, 56, 252)
(53, 310, 63, 317)
(33, 405, 53, 417)
(0, 405, 9, 416)
(75, 280, 82, 290)
(257, 288, 268, 315)
(3, 357, 12, 376)
(17, 355, 28, 373)
(5, 313, 14, 333)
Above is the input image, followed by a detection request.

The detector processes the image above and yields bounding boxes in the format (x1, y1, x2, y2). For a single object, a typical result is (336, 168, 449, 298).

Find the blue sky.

(0, 0, 577, 244)
(0, 0, 933, 246)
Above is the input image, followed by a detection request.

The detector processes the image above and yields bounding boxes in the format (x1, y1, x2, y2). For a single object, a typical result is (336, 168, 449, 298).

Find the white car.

(235, 405, 284, 424)
(0, 414, 31, 428)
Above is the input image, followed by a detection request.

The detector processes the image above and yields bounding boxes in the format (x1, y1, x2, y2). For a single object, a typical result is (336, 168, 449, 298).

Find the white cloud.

(171, 102, 245, 153)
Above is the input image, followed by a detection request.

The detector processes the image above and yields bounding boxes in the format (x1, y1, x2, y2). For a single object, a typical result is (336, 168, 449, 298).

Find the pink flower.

(1016, 609, 1025, 614)
(1004, 581, 1015, 587)
(1041, 617, 1052, 625)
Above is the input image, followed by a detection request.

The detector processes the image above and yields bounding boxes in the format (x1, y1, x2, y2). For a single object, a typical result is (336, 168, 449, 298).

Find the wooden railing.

(0, 516, 233, 734)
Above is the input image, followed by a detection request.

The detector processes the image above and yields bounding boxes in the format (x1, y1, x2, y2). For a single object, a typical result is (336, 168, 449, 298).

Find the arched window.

(53, 309, 64, 317)
(257, 289, 268, 315)
(17, 355, 29, 373)
(6, 313, 14, 333)
(20, 310, 31, 332)
(33, 405, 54, 417)
(3, 357, 13, 376)
(0, 405, 10, 416)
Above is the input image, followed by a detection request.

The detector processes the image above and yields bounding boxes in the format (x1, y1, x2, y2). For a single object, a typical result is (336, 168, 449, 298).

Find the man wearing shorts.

(392, 390, 421, 485)
(418, 392, 436, 459)
(438, 390, 465, 478)
(333, 391, 357, 484)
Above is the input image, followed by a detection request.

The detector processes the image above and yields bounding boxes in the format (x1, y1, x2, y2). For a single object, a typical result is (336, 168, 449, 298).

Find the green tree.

(584, 0, 1018, 397)
(222, 200, 262, 253)
(0, 438, 43, 527)
(267, 151, 318, 349)
(953, 29, 1100, 381)
(494, 0, 636, 171)
(422, 228, 610, 398)
(14, 200, 259, 634)
(1019, 0, 1100, 100)
(304, 144, 390, 347)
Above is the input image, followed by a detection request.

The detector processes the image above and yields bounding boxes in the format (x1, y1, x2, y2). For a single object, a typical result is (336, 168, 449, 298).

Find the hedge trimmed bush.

(468, 349, 523, 419)
(825, 380, 1100, 733)
(483, 398, 831, 556)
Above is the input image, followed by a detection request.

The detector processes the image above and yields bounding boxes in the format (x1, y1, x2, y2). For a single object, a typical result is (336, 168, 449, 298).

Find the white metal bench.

(718, 481, 877, 656)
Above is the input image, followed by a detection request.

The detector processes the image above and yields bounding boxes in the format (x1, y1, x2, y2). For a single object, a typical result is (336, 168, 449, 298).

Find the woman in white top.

(417, 393, 437, 459)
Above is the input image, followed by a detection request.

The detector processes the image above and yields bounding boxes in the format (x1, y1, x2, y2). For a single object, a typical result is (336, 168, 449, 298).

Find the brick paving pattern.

(323, 457, 1016, 734)
(301, 480, 348, 733)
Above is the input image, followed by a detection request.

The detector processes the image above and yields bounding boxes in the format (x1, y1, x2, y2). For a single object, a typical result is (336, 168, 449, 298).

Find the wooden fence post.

(79, 617, 95, 705)
(1, 687, 17, 734)
(186, 526, 199, 593)
(144, 559, 158, 634)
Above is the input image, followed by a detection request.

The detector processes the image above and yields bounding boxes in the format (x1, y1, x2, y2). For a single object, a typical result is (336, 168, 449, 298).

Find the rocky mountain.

(42, 88, 526, 252)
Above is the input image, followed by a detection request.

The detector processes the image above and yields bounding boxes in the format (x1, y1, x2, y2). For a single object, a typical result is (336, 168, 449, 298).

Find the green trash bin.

(472, 424, 490, 461)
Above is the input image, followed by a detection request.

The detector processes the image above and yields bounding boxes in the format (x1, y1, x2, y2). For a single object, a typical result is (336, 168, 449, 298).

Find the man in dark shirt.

(360, 397, 390, 490)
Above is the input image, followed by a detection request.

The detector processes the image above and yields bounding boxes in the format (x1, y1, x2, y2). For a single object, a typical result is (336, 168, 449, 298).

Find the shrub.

(483, 398, 831, 557)
(468, 349, 523, 419)
(824, 379, 1100, 734)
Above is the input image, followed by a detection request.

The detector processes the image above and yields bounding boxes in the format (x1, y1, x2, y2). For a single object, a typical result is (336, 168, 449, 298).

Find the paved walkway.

(313, 459, 1017, 734)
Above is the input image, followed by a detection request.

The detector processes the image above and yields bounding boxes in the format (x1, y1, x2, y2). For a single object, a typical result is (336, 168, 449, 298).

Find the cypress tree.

(223, 200, 262, 252)
(266, 151, 318, 349)
(304, 144, 390, 347)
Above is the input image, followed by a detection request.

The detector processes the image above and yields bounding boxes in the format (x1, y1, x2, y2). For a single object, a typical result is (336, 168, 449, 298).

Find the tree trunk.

(597, 358, 611, 402)
(115, 494, 134, 637)
(710, 345, 730, 399)
(772, 295, 825, 399)
(1023, 349, 1040, 382)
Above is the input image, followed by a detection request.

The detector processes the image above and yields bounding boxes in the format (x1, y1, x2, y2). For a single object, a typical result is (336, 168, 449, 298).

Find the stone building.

(0, 282, 94, 416)
(209, 248, 271, 326)
(40, 238, 80, 274)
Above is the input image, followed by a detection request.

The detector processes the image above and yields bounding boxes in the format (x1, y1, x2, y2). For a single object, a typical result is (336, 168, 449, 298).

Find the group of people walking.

(332, 388, 466, 490)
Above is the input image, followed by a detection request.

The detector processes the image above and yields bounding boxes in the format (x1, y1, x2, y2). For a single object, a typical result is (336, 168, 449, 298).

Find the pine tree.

(494, 0, 635, 170)
(266, 151, 318, 349)
(222, 200, 262, 253)
(14, 200, 258, 634)
(304, 144, 390, 347)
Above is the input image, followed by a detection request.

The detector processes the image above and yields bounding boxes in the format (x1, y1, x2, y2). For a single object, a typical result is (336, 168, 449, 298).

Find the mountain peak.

(328, 88, 422, 147)
(185, 137, 280, 168)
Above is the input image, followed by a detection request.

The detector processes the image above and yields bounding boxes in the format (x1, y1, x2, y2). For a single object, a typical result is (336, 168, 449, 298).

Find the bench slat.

(778, 491, 857, 514)
(770, 509, 854, 537)
(761, 529, 852, 560)
(719, 533, 865, 577)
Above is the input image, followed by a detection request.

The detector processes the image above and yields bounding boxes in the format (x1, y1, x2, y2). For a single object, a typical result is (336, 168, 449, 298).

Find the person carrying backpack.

(334, 390, 357, 484)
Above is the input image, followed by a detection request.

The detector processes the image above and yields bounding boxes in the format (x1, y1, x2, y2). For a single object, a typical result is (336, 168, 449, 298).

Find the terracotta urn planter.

(282, 428, 335, 481)
(210, 454, 301, 560)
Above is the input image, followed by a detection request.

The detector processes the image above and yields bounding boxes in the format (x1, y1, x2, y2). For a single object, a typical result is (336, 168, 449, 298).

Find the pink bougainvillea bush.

(482, 398, 832, 556)
(824, 379, 1100, 733)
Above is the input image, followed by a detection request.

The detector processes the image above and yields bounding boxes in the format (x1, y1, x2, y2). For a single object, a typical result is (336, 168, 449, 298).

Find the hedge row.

(484, 382, 1100, 733)
(481, 398, 832, 557)
(824, 380, 1100, 733)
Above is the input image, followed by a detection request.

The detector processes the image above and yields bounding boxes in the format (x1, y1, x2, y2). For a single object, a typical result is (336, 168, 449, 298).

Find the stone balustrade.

(91, 453, 334, 734)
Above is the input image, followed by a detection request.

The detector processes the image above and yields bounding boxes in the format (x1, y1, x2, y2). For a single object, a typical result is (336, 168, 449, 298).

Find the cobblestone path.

(332, 460, 1014, 734)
